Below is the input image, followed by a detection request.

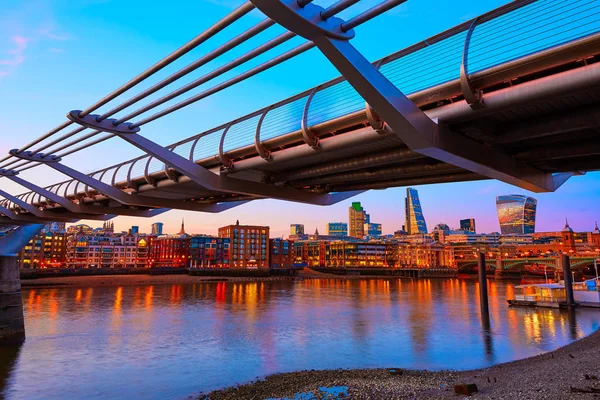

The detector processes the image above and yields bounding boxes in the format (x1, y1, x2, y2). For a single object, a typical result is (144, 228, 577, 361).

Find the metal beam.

(495, 104, 600, 145)
(275, 147, 425, 182)
(0, 203, 77, 223)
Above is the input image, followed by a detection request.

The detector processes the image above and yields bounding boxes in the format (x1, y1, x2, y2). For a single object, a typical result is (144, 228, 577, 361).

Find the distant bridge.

(0, 0, 598, 226)
(457, 256, 598, 272)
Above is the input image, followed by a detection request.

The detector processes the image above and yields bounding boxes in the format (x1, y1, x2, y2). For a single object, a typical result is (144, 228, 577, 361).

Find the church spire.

(179, 219, 185, 235)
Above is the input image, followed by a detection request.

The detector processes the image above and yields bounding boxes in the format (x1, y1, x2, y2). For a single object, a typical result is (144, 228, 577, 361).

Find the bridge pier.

(478, 252, 489, 316)
(0, 256, 25, 344)
(561, 254, 575, 307)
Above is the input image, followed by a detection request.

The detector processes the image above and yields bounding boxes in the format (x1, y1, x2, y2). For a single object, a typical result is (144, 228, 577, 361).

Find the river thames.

(1, 278, 599, 399)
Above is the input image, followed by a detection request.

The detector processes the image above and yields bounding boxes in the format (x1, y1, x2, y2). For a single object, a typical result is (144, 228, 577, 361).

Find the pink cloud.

(0, 36, 28, 67)
(39, 28, 71, 41)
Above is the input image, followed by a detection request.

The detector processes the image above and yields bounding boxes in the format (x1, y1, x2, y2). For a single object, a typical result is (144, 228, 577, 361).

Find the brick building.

(218, 221, 269, 269)
(269, 238, 295, 269)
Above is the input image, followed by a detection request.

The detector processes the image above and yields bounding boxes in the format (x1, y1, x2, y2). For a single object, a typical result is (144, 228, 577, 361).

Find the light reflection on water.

(1, 278, 599, 400)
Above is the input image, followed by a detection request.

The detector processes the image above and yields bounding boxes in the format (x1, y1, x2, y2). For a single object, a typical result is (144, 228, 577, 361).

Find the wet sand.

(203, 327, 600, 399)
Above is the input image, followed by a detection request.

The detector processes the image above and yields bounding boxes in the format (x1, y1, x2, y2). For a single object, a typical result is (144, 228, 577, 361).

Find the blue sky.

(1, 0, 599, 237)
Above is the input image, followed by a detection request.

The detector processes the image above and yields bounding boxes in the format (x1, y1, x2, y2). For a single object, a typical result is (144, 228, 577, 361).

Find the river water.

(1, 278, 599, 399)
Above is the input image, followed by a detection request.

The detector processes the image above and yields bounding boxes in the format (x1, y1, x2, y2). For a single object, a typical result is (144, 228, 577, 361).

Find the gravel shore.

(202, 327, 600, 399)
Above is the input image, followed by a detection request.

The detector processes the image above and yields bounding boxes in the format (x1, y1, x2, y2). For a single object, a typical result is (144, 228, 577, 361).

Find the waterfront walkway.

(204, 327, 600, 399)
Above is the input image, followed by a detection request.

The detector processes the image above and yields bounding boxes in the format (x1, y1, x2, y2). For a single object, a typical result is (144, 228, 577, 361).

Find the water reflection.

(1, 279, 598, 400)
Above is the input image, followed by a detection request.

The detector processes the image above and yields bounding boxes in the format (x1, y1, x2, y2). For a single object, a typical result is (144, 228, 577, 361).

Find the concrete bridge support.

(0, 224, 43, 345)
(478, 252, 489, 316)
(0, 256, 24, 344)
(562, 254, 575, 307)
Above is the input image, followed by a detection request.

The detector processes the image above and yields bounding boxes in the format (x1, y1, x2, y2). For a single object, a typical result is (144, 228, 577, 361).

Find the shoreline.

(202, 328, 600, 399)
(19, 270, 468, 289)
(19, 274, 299, 289)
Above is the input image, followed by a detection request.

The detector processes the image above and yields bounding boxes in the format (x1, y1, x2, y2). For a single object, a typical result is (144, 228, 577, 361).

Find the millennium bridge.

(1, 0, 599, 341)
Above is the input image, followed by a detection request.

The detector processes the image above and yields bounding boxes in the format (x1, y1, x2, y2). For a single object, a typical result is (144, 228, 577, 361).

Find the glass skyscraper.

(496, 195, 537, 234)
(459, 218, 476, 233)
(405, 188, 428, 235)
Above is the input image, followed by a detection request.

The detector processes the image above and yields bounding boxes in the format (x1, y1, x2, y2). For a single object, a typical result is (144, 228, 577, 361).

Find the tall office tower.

(290, 224, 305, 235)
(459, 218, 476, 233)
(131, 226, 140, 235)
(349, 202, 366, 238)
(151, 222, 164, 236)
(404, 188, 428, 235)
(496, 195, 537, 234)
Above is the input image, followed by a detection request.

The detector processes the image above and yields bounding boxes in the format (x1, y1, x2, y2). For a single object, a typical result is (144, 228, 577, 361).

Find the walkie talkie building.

(496, 195, 537, 235)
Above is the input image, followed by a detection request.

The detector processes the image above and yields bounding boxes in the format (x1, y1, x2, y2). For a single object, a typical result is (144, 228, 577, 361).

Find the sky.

(0, 0, 599, 238)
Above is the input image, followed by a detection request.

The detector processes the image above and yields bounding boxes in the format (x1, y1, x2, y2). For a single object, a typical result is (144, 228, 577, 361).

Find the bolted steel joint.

(0, 169, 19, 176)
(67, 110, 141, 134)
(250, 0, 355, 42)
(9, 149, 62, 163)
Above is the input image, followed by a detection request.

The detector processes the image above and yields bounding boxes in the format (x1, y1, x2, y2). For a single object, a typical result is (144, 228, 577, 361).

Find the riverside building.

(66, 228, 149, 268)
(218, 221, 269, 269)
(18, 225, 67, 269)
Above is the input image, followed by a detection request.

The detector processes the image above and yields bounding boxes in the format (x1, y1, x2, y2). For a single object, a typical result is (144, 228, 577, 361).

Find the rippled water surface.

(1, 278, 599, 399)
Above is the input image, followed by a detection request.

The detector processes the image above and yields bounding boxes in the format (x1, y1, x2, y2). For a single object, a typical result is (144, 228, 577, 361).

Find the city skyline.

(65, 182, 600, 238)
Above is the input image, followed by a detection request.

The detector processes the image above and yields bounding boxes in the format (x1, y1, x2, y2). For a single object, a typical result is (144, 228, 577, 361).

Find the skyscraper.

(290, 224, 304, 235)
(349, 202, 366, 238)
(405, 188, 428, 235)
(151, 222, 164, 236)
(459, 218, 476, 233)
(496, 195, 537, 234)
